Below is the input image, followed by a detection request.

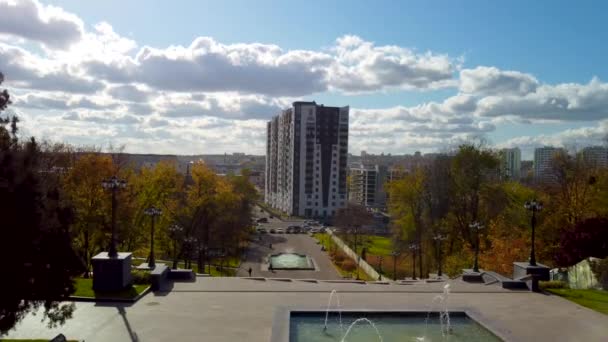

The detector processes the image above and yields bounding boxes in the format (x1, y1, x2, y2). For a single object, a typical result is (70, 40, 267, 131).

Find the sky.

(1, 0, 607, 159)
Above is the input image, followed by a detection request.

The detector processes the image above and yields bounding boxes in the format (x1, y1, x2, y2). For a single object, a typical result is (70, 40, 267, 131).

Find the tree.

(335, 203, 373, 259)
(554, 217, 608, 267)
(63, 154, 113, 276)
(387, 168, 426, 278)
(0, 72, 83, 334)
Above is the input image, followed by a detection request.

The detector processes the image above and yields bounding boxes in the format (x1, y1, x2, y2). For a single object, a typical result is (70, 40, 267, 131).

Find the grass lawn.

(546, 288, 608, 315)
(172, 262, 236, 276)
(72, 278, 149, 299)
(354, 235, 394, 256)
(313, 233, 375, 281)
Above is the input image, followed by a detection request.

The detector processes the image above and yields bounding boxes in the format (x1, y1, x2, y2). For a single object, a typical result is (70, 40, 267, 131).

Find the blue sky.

(2, 0, 608, 158)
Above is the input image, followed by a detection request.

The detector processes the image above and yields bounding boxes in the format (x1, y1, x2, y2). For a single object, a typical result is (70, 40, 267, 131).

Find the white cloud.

(328, 35, 458, 92)
(460, 66, 539, 95)
(0, 0, 83, 49)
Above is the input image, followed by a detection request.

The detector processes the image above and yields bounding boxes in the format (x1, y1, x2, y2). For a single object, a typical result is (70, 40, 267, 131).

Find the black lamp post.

(101, 176, 127, 258)
(469, 221, 484, 273)
(391, 251, 399, 281)
(524, 199, 543, 266)
(433, 233, 447, 277)
(144, 206, 162, 269)
(409, 243, 419, 280)
(169, 224, 183, 269)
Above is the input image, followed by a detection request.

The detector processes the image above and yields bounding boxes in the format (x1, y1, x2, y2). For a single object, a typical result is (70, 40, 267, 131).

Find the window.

(315, 202, 318, 206)
(332, 195, 336, 200)
(332, 202, 335, 206)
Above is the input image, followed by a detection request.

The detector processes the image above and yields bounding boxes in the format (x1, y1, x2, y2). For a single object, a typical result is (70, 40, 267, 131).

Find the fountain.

(324, 289, 343, 332)
(287, 281, 501, 341)
(422, 283, 452, 339)
(269, 253, 315, 270)
(340, 318, 384, 342)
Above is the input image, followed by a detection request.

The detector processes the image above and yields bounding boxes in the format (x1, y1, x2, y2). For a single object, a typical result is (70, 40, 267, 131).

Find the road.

(237, 207, 342, 280)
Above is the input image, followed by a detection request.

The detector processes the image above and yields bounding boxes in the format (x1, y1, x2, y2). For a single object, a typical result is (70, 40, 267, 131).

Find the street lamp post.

(144, 206, 162, 269)
(409, 243, 419, 280)
(433, 233, 447, 277)
(101, 176, 127, 258)
(469, 221, 484, 273)
(391, 251, 399, 281)
(169, 224, 183, 269)
(524, 199, 543, 266)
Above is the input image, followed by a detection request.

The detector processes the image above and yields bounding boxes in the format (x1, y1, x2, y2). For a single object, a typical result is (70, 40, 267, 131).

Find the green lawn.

(72, 278, 149, 299)
(546, 288, 608, 315)
(356, 235, 394, 256)
(313, 233, 375, 281)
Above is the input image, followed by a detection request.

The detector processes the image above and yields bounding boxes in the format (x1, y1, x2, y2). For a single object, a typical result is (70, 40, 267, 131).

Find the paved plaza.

(4, 277, 608, 342)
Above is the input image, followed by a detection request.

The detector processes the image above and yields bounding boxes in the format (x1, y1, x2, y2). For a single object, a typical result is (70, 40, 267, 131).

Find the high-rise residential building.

(500, 147, 522, 180)
(265, 101, 349, 218)
(348, 164, 388, 209)
(582, 146, 608, 168)
(534, 146, 566, 182)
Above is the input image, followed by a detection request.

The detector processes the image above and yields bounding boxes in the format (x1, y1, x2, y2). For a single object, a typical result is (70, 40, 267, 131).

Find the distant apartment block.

(500, 147, 522, 180)
(265, 101, 349, 218)
(582, 146, 608, 168)
(534, 146, 566, 182)
(349, 164, 388, 209)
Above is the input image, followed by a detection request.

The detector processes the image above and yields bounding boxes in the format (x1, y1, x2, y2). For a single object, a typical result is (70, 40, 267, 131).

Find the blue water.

(290, 312, 502, 342)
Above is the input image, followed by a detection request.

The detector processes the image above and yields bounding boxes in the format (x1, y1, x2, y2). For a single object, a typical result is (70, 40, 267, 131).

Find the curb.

(68, 286, 151, 303)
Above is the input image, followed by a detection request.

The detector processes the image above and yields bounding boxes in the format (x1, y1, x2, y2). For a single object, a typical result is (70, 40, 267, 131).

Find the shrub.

(342, 259, 357, 272)
(131, 270, 151, 285)
(539, 280, 568, 290)
(333, 253, 345, 263)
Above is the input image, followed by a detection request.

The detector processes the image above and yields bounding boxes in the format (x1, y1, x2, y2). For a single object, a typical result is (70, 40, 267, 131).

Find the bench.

(168, 268, 195, 281)
(150, 264, 169, 291)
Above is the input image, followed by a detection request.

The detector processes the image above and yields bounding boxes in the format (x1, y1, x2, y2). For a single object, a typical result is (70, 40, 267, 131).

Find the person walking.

(248, 267, 252, 277)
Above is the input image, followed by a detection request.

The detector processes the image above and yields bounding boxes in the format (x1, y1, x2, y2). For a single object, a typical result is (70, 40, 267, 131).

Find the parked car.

(310, 228, 320, 234)
(256, 228, 267, 234)
(269, 228, 276, 233)
(276, 228, 285, 234)
(257, 217, 268, 223)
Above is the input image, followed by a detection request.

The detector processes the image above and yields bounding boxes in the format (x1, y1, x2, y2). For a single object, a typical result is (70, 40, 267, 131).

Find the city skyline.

(1, 0, 608, 159)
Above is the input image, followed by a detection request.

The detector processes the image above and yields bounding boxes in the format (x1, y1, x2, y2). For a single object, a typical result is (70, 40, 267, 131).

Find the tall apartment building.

(500, 147, 522, 180)
(348, 164, 388, 209)
(582, 146, 608, 168)
(534, 146, 565, 182)
(265, 101, 349, 218)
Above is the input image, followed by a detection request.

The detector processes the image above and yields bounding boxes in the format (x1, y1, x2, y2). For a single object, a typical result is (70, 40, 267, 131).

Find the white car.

(275, 228, 285, 234)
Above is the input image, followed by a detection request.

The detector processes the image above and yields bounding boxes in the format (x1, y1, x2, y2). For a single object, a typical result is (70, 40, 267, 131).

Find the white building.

(265, 101, 349, 218)
(582, 146, 608, 168)
(534, 146, 565, 182)
(500, 147, 522, 180)
(349, 164, 388, 209)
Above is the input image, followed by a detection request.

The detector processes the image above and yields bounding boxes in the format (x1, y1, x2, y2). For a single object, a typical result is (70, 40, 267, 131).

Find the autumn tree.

(335, 203, 374, 258)
(0, 72, 83, 334)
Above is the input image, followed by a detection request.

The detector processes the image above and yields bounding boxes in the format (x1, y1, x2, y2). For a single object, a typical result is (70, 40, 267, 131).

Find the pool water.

(270, 253, 314, 270)
(290, 312, 502, 341)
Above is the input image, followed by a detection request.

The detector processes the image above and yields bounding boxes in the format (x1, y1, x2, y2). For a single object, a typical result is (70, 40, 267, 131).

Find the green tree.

(0, 72, 83, 334)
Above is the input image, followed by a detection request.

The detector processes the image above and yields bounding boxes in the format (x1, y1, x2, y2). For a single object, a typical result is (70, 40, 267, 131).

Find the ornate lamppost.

(391, 250, 399, 281)
(144, 206, 162, 269)
(433, 233, 448, 277)
(101, 176, 127, 257)
(169, 224, 183, 269)
(469, 221, 484, 273)
(524, 199, 543, 266)
(409, 243, 419, 280)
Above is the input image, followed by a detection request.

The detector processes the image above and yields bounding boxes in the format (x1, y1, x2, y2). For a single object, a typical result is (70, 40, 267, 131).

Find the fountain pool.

(289, 311, 502, 342)
(269, 253, 315, 270)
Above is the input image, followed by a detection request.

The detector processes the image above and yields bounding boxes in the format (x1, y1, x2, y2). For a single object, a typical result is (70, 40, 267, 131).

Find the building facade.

(534, 146, 566, 182)
(265, 101, 349, 218)
(582, 146, 608, 168)
(500, 147, 522, 180)
(348, 164, 388, 209)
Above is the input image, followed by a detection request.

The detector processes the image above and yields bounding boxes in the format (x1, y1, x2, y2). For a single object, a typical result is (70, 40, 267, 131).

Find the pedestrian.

(248, 267, 252, 277)
(269, 243, 273, 249)
(269, 264, 274, 272)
